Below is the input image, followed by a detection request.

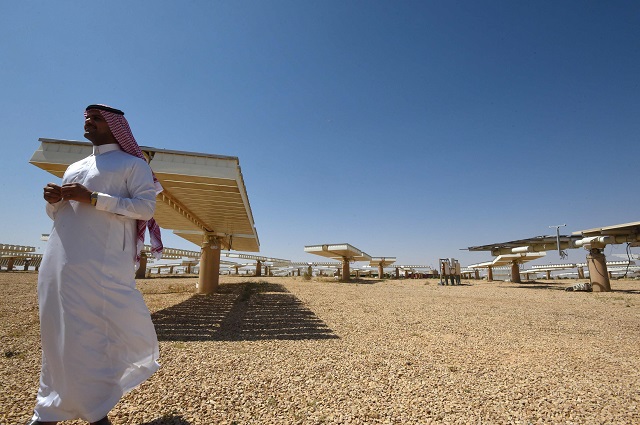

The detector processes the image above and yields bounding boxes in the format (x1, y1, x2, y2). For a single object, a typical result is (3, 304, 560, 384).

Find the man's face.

(84, 110, 114, 145)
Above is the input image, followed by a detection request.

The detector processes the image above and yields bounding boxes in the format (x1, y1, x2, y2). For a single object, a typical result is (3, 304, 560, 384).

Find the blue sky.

(1, 1, 639, 268)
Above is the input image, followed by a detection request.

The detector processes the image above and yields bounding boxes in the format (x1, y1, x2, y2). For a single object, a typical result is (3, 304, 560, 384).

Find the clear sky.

(1, 1, 639, 268)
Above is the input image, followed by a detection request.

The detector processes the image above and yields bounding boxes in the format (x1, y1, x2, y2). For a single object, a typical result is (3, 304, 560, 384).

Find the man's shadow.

(151, 281, 339, 341)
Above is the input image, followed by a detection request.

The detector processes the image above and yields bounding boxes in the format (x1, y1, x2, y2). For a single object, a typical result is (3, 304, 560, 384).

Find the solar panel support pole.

(342, 257, 351, 282)
(135, 252, 148, 279)
(586, 248, 611, 292)
(198, 235, 221, 294)
(510, 261, 521, 283)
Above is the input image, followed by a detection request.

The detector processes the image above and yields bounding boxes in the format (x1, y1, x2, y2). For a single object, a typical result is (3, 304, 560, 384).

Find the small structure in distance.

(304, 243, 372, 282)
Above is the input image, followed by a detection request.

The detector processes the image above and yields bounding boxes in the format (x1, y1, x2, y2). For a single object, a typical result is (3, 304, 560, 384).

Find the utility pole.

(549, 224, 567, 259)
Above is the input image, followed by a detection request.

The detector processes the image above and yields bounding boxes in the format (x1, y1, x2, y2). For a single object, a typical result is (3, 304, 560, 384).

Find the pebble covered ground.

(2, 272, 639, 424)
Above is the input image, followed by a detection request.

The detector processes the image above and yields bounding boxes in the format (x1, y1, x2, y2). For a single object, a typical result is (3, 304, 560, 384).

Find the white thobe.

(34, 144, 160, 422)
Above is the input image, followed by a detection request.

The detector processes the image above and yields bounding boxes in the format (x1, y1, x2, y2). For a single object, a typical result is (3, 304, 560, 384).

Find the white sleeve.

(94, 159, 157, 220)
(45, 201, 62, 220)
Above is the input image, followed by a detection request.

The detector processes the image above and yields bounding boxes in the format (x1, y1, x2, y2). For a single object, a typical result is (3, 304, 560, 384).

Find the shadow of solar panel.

(235, 291, 339, 340)
(151, 282, 339, 341)
(150, 292, 236, 341)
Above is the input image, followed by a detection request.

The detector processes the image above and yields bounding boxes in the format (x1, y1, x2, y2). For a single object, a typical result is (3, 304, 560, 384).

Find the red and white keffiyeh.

(85, 104, 163, 263)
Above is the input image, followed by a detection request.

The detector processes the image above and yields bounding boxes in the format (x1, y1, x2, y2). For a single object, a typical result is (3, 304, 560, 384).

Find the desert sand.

(1, 272, 639, 424)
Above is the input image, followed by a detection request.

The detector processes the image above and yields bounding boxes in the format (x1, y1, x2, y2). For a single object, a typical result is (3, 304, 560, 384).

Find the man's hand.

(43, 183, 62, 204)
(60, 183, 93, 204)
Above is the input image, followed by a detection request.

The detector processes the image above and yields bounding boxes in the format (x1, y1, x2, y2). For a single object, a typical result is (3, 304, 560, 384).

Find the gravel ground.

(2, 272, 639, 424)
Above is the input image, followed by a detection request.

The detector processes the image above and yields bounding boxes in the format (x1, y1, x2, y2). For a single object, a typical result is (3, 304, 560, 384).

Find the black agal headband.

(85, 104, 124, 116)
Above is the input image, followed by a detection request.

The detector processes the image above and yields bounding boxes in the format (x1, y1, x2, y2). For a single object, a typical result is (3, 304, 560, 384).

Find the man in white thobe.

(31, 105, 162, 425)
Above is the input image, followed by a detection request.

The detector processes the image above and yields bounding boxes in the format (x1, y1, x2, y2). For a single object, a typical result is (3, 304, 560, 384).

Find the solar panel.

(30, 139, 259, 252)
